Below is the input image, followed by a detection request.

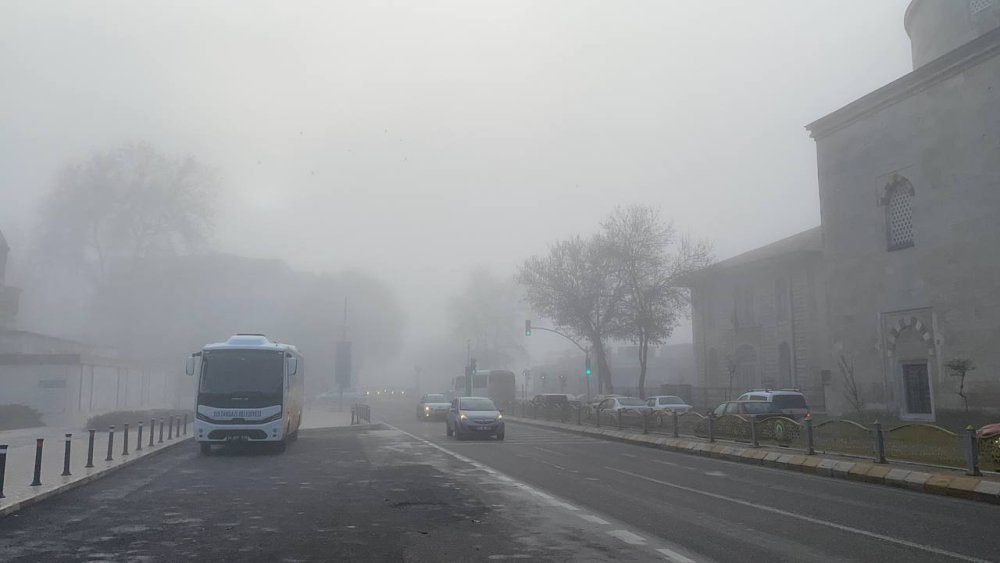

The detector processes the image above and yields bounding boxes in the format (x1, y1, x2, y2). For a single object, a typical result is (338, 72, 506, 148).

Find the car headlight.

(460, 414, 467, 420)
(497, 414, 503, 420)
(425, 406, 431, 411)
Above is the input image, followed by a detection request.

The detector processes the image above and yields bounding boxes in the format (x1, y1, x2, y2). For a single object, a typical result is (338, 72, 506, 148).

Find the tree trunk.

(637, 335, 648, 399)
(593, 342, 613, 394)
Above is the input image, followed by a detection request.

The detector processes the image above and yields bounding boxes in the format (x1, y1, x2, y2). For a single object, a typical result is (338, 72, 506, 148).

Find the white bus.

(186, 334, 304, 454)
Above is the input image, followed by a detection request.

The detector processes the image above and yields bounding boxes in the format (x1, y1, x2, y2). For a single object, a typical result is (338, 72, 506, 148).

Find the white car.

(417, 393, 451, 421)
(645, 395, 692, 413)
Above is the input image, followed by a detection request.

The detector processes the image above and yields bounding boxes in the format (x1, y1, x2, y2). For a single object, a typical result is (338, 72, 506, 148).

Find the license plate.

(477, 427, 490, 431)
(226, 435, 249, 442)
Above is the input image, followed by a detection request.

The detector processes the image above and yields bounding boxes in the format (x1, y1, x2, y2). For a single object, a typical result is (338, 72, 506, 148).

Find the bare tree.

(518, 235, 626, 394)
(836, 352, 866, 419)
(945, 358, 975, 415)
(36, 142, 218, 284)
(450, 268, 526, 369)
(602, 206, 712, 398)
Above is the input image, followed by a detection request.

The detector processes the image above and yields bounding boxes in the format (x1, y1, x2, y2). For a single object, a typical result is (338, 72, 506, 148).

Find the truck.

(186, 334, 304, 454)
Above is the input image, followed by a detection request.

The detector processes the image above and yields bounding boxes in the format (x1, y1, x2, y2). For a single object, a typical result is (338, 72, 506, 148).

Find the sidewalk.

(1, 424, 190, 517)
(508, 416, 1000, 505)
(300, 408, 354, 429)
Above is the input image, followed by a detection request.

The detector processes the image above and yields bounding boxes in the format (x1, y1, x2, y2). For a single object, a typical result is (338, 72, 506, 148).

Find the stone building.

(689, 0, 1000, 420)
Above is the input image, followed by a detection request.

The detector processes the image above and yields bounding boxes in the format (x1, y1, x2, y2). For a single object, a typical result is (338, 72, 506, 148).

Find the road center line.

(657, 547, 696, 563)
(608, 529, 647, 545)
(604, 467, 989, 563)
(579, 514, 610, 525)
(533, 446, 566, 456)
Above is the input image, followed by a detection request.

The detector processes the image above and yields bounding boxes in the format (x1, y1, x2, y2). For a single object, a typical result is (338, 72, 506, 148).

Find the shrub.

(0, 404, 45, 430)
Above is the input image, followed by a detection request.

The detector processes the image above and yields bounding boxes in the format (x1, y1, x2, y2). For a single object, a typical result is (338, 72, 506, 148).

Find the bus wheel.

(200, 443, 211, 455)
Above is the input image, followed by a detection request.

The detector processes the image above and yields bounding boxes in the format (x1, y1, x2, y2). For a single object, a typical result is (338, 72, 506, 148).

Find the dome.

(905, 0, 1000, 69)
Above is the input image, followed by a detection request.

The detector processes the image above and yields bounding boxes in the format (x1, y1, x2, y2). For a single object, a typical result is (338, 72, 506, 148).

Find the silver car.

(446, 396, 505, 440)
(417, 393, 451, 421)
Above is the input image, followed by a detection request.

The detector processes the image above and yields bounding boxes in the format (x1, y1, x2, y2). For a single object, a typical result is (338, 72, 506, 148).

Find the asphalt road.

(0, 423, 670, 562)
(382, 405, 1000, 563)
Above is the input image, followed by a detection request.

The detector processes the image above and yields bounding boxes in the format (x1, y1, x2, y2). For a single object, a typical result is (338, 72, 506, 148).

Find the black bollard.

(137, 422, 143, 451)
(61, 434, 72, 476)
(85, 429, 95, 468)
(183, 414, 188, 436)
(0, 444, 7, 498)
(149, 419, 155, 447)
(965, 425, 982, 477)
(708, 415, 715, 443)
(122, 423, 130, 456)
(750, 415, 760, 448)
(106, 426, 115, 462)
(159, 419, 164, 443)
(806, 416, 815, 455)
(30, 438, 44, 486)
(672, 410, 679, 438)
(873, 420, 887, 464)
(168, 416, 174, 440)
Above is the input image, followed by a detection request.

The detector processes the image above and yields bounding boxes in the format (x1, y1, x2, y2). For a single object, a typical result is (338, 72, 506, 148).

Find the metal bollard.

(708, 415, 715, 443)
(168, 416, 174, 440)
(183, 414, 188, 436)
(149, 419, 155, 447)
(30, 439, 44, 486)
(62, 434, 72, 476)
(965, 425, 982, 477)
(873, 420, 887, 464)
(86, 429, 96, 468)
(596, 409, 601, 427)
(642, 411, 648, 434)
(750, 415, 760, 448)
(672, 410, 679, 438)
(561, 405, 567, 423)
(616, 410, 623, 430)
(122, 423, 130, 456)
(106, 426, 115, 462)
(137, 422, 143, 451)
(577, 405, 582, 425)
(0, 444, 6, 498)
(159, 419, 164, 443)
(806, 416, 815, 455)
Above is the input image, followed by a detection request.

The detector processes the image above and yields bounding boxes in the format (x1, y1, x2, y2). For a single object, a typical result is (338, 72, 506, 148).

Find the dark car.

(699, 400, 801, 443)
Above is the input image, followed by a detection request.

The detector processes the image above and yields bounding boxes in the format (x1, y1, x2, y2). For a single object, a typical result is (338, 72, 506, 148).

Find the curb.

(507, 417, 1000, 505)
(0, 437, 193, 519)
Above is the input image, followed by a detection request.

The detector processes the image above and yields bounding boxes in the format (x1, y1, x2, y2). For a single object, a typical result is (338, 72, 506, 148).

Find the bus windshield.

(200, 350, 284, 394)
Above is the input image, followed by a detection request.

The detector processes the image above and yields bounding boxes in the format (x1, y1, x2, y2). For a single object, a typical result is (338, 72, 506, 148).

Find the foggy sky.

(1, 0, 912, 352)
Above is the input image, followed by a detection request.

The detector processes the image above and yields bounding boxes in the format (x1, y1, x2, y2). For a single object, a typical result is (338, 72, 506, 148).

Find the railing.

(502, 400, 996, 476)
(0, 412, 190, 503)
(351, 403, 371, 425)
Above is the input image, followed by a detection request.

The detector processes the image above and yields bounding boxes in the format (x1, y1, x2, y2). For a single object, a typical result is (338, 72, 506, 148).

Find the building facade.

(690, 0, 1000, 420)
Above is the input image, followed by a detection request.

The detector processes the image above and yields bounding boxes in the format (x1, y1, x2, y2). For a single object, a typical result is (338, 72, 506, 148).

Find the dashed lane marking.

(608, 529, 647, 545)
(604, 467, 989, 563)
(705, 471, 726, 477)
(657, 547, 697, 563)
(533, 446, 566, 456)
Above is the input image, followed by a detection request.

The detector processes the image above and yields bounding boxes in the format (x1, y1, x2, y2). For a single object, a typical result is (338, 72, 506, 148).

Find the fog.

(1, 1, 912, 394)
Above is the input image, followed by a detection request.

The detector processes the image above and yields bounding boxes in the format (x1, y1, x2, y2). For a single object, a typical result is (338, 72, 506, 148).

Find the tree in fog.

(518, 236, 626, 394)
(450, 268, 526, 369)
(36, 142, 218, 283)
(603, 205, 712, 398)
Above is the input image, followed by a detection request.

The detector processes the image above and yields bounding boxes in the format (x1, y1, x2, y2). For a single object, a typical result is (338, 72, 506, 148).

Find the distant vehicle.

(446, 396, 505, 441)
(645, 395, 692, 413)
(316, 388, 362, 405)
(530, 393, 571, 406)
(417, 393, 451, 421)
(735, 389, 810, 420)
(186, 334, 303, 454)
(452, 370, 517, 406)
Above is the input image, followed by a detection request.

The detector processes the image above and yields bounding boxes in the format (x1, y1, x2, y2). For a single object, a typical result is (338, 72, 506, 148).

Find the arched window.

(884, 175, 915, 251)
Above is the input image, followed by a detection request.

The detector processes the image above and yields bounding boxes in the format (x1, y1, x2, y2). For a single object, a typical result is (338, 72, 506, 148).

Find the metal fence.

(500, 400, 997, 476)
(351, 403, 371, 425)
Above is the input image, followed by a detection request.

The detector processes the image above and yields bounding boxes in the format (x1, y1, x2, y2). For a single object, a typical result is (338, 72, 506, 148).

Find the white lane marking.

(605, 467, 989, 563)
(608, 529, 647, 545)
(579, 514, 610, 525)
(533, 446, 567, 456)
(585, 477, 600, 481)
(621, 453, 638, 458)
(657, 547, 696, 563)
(537, 459, 568, 471)
(705, 471, 726, 477)
(651, 459, 678, 466)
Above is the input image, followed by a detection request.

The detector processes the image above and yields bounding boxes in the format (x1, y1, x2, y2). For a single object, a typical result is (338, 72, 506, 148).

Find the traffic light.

(585, 356, 592, 378)
(524, 320, 532, 336)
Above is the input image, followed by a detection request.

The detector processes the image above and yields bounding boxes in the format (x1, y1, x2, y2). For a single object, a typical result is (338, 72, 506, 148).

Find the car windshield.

(199, 350, 284, 394)
(772, 395, 808, 409)
(618, 398, 646, 406)
(460, 398, 496, 411)
(424, 395, 447, 403)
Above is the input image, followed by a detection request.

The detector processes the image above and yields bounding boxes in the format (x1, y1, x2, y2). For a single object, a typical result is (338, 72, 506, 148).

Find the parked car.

(417, 393, 451, 421)
(701, 400, 801, 443)
(592, 396, 651, 425)
(646, 395, 692, 413)
(446, 396, 505, 441)
(735, 389, 810, 420)
(531, 393, 571, 406)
